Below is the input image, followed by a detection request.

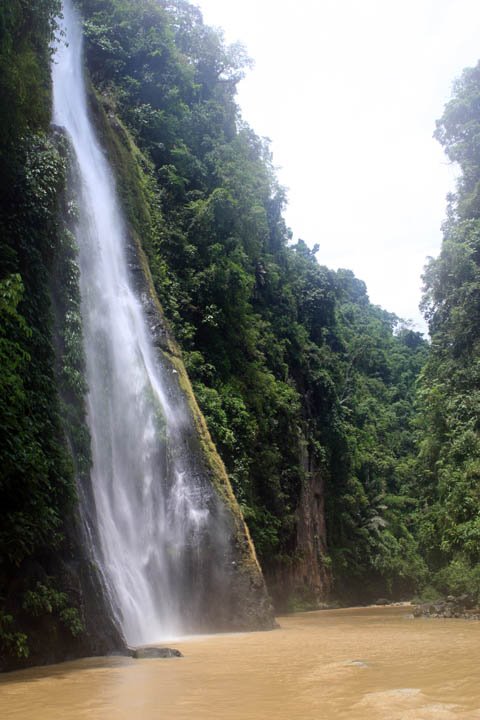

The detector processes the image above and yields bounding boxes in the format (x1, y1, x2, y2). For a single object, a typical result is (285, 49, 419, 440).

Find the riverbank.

(413, 594, 480, 620)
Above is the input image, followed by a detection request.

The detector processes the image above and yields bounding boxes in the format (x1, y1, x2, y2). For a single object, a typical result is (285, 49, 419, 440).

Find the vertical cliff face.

(63, 0, 338, 618)
(295, 451, 331, 603)
(53, 33, 275, 637)
(0, 128, 126, 673)
(130, 239, 274, 631)
(264, 440, 332, 612)
(2, 15, 274, 667)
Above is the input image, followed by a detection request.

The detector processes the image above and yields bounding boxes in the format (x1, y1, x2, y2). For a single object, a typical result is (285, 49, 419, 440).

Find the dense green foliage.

(0, 0, 85, 666)
(0, 0, 60, 147)
(415, 63, 480, 600)
(328, 276, 428, 597)
(74, 0, 429, 602)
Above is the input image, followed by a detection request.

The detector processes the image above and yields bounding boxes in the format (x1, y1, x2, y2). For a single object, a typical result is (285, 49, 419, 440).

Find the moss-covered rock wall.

(82, 84, 275, 631)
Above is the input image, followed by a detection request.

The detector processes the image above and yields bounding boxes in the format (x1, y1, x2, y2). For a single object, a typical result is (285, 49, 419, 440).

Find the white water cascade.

(52, 0, 218, 646)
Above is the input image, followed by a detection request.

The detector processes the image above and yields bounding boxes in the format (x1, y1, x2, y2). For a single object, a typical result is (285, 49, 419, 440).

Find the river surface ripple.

(2, 606, 480, 719)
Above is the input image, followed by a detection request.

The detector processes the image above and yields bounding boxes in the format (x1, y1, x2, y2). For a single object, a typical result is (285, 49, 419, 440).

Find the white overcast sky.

(194, 0, 480, 331)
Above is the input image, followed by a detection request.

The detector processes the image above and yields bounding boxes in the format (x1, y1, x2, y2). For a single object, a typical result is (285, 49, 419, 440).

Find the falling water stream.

(52, 0, 214, 646)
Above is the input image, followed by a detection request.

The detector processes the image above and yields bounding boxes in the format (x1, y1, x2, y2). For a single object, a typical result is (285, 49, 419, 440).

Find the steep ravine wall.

(0, 130, 125, 673)
(87, 85, 333, 618)
(1, 78, 274, 675)
(265, 439, 332, 611)
(83, 85, 275, 632)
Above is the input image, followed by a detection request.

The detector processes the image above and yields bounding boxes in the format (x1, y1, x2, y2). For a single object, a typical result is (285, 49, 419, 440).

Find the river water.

(2, 606, 480, 719)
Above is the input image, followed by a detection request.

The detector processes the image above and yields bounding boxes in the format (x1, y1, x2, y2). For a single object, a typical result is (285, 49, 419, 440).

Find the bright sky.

(194, 0, 480, 332)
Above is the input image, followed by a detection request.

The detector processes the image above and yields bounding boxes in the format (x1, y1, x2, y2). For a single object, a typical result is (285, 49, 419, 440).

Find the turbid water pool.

(2, 606, 480, 719)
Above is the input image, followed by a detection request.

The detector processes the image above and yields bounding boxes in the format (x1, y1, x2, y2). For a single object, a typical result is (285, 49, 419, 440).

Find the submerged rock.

(131, 647, 183, 659)
(348, 659, 369, 668)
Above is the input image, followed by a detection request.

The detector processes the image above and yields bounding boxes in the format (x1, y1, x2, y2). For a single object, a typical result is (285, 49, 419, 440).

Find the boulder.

(131, 647, 183, 659)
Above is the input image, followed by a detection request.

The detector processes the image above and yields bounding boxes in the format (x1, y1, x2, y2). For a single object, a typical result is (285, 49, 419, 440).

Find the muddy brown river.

(2, 606, 480, 719)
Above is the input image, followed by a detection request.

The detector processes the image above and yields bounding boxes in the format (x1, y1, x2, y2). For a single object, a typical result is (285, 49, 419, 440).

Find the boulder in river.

(131, 647, 183, 659)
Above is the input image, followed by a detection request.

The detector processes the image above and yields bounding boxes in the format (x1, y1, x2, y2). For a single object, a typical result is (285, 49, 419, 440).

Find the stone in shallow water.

(131, 647, 183, 659)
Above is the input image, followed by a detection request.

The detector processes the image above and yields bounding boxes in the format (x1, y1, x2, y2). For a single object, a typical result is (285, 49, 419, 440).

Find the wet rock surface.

(130, 647, 183, 659)
(413, 594, 480, 619)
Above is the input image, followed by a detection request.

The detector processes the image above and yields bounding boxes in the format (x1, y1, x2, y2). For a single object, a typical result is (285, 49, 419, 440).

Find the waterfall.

(51, 0, 219, 646)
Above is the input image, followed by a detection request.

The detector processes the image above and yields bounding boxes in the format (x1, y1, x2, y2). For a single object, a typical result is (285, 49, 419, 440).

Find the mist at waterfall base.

(52, 0, 232, 647)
